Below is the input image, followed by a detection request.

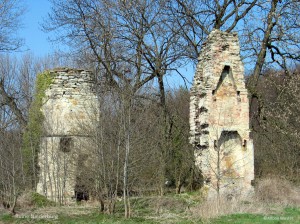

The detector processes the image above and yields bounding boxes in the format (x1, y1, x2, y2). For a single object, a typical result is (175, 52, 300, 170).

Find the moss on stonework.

(22, 71, 55, 189)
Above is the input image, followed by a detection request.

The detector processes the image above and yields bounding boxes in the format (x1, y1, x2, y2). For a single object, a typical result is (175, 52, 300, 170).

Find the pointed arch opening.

(214, 66, 237, 94)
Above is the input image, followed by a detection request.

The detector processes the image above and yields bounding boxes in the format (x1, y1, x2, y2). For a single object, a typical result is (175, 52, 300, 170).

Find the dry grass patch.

(190, 197, 267, 220)
(255, 177, 300, 206)
(190, 177, 300, 220)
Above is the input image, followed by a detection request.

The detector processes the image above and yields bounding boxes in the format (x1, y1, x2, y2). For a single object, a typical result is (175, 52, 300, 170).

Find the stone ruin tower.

(190, 30, 254, 198)
(36, 68, 99, 203)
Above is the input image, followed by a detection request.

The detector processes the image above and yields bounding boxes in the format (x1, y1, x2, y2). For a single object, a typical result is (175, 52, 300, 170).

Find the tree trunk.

(123, 130, 130, 218)
(123, 97, 131, 218)
(157, 73, 169, 196)
(252, 0, 278, 87)
(9, 195, 17, 215)
(176, 179, 182, 194)
(99, 196, 104, 212)
(249, 0, 278, 130)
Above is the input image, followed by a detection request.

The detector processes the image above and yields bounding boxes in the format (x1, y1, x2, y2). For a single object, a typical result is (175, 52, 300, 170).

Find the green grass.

(57, 212, 156, 224)
(213, 213, 267, 224)
(0, 212, 157, 224)
(1, 207, 299, 224)
(0, 195, 299, 223)
(0, 214, 14, 223)
(212, 207, 300, 224)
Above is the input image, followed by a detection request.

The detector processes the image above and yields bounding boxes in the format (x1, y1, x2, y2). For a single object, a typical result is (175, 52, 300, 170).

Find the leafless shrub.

(16, 191, 35, 208)
(255, 177, 300, 206)
(190, 196, 265, 220)
(191, 177, 300, 219)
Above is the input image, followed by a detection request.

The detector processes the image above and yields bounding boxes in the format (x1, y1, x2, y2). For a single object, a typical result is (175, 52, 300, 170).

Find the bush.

(17, 191, 56, 208)
(190, 177, 300, 219)
(31, 192, 56, 207)
(255, 177, 300, 206)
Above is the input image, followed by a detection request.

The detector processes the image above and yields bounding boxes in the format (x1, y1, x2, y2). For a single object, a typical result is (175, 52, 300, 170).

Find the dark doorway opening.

(59, 137, 72, 152)
(74, 184, 89, 201)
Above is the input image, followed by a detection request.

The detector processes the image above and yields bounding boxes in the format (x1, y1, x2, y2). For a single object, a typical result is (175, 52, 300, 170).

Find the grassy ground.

(0, 195, 299, 223)
(213, 207, 300, 224)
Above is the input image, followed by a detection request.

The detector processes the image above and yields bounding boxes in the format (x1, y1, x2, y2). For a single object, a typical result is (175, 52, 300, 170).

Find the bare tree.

(0, 55, 27, 129)
(169, 0, 300, 83)
(252, 69, 300, 181)
(0, 0, 24, 52)
(0, 54, 34, 214)
(0, 0, 26, 127)
(0, 130, 24, 214)
(167, 0, 258, 61)
(242, 1, 300, 82)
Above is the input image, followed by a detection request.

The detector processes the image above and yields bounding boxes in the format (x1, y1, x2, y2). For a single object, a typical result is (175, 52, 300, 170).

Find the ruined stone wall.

(190, 30, 254, 198)
(36, 68, 99, 203)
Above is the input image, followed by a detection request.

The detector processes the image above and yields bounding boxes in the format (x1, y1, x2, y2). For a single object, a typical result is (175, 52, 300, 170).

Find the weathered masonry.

(190, 30, 254, 198)
(36, 68, 99, 203)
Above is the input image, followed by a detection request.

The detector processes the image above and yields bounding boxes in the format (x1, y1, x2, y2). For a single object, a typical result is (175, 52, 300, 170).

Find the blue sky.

(19, 0, 193, 88)
(21, 0, 57, 56)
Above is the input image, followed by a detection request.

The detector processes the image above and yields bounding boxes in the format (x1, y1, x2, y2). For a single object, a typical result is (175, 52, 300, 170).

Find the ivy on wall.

(22, 71, 55, 189)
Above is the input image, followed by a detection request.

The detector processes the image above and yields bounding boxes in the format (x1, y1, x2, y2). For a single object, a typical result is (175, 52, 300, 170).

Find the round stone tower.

(36, 68, 99, 203)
